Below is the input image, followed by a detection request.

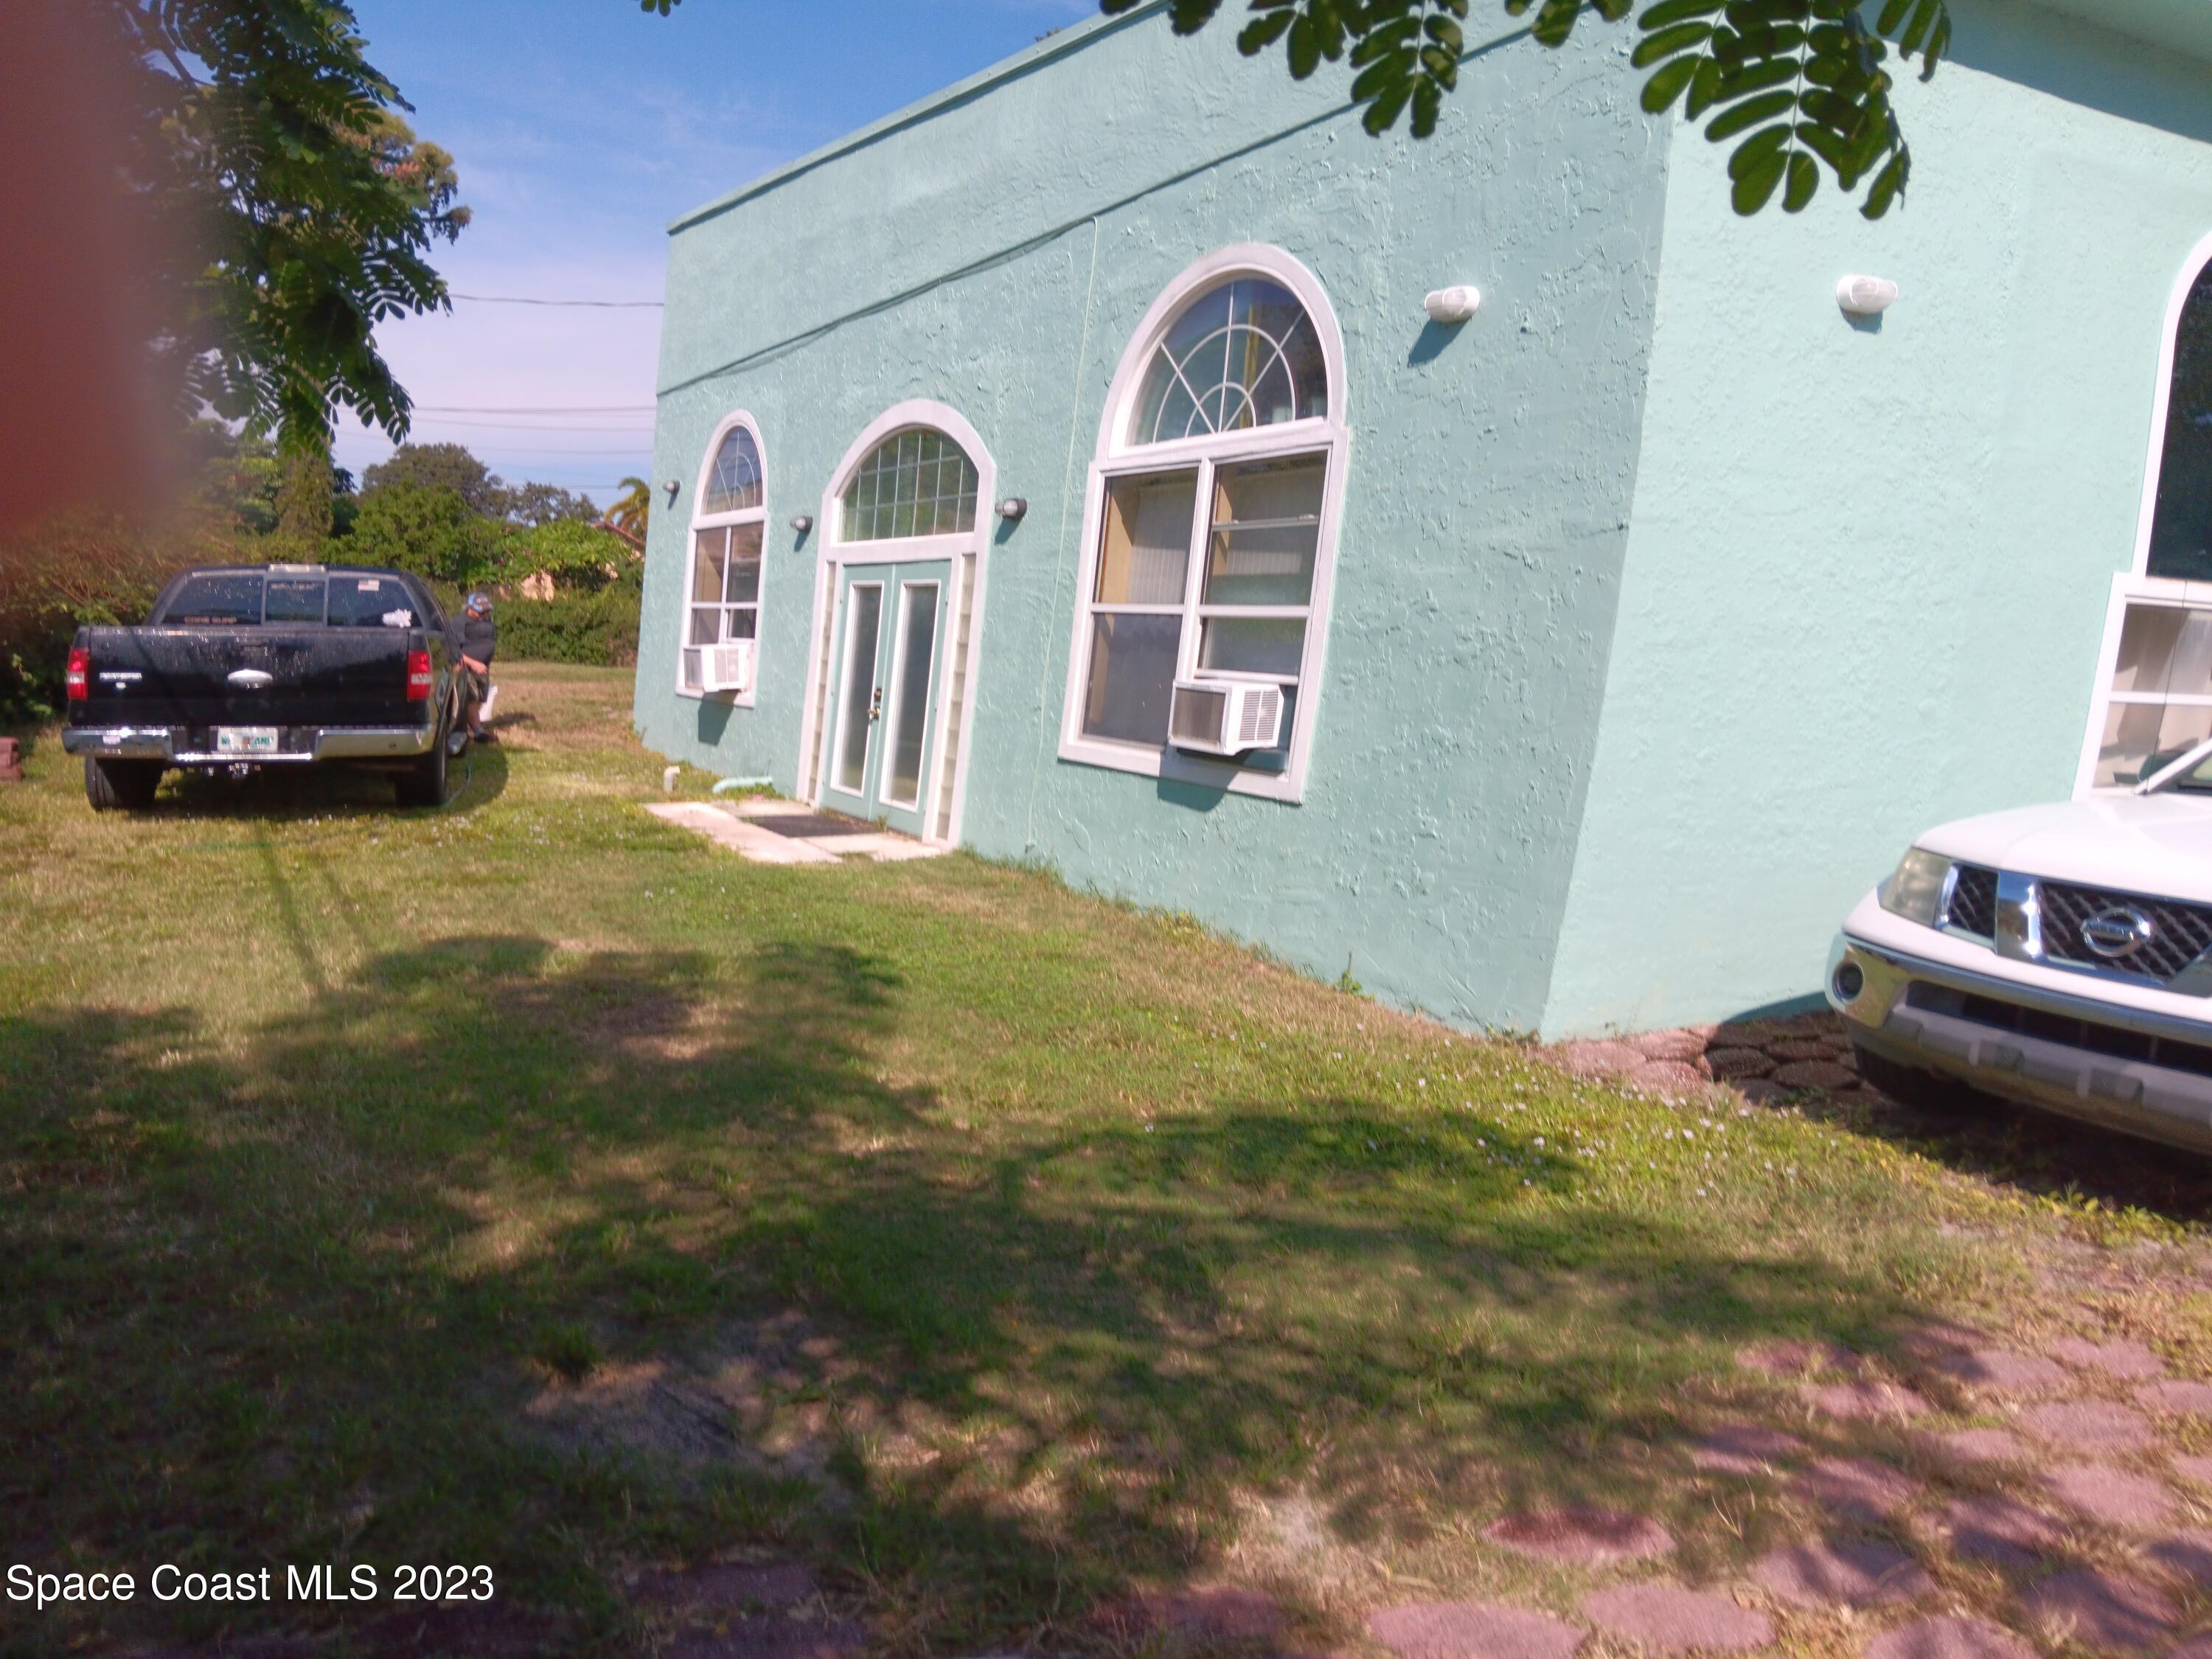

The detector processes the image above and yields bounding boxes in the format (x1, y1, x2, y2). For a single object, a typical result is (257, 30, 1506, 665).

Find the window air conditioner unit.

(1169, 678, 1284, 757)
(700, 640, 755, 695)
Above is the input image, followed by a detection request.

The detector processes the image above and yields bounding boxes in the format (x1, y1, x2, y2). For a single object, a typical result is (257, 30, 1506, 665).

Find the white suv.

(1829, 744, 2212, 1153)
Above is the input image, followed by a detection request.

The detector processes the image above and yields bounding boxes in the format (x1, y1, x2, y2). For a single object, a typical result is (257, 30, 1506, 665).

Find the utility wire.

(412, 403, 655, 414)
(449, 293, 664, 308)
(404, 417, 654, 433)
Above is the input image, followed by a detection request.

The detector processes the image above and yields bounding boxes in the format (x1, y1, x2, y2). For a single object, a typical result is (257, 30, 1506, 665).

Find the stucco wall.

(638, 6, 1672, 1032)
(1541, 0, 2212, 1035)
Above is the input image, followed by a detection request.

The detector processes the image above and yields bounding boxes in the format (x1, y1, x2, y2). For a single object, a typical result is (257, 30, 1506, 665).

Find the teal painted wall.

(636, 7, 1672, 1032)
(1541, 0, 2212, 1035)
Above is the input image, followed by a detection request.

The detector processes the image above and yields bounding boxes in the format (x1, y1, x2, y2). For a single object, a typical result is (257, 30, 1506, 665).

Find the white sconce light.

(662, 479, 681, 504)
(996, 497, 1029, 523)
(1837, 275, 1899, 316)
(1423, 285, 1482, 325)
(789, 514, 813, 535)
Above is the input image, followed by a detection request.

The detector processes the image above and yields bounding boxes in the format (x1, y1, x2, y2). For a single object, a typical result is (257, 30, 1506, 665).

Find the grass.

(4, 663, 2212, 1656)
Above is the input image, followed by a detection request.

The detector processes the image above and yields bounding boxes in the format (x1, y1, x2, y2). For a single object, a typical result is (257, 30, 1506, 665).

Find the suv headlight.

(1878, 847, 1952, 926)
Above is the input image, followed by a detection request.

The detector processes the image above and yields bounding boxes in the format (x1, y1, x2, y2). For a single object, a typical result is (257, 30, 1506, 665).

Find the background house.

(633, 0, 2212, 1038)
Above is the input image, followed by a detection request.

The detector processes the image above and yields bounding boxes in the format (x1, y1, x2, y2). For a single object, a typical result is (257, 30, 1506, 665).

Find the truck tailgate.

(75, 627, 420, 728)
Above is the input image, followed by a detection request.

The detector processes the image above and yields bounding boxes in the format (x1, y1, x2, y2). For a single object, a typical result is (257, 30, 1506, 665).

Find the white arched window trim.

(796, 399, 998, 844)
(1057, 243, 1351, 806)
(679, 411, 769, 707)
(2075, 231, 2212, 796)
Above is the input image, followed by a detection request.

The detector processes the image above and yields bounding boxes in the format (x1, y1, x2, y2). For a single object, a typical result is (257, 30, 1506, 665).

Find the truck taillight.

(65, 647, 89, 700)
(406, 650, 433, 700)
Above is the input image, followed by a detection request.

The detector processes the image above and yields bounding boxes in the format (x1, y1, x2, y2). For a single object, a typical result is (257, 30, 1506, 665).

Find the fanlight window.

(702, 425, 762, 516)
(1127, 277, 1329, 448)
(840, 428, 978, 541)
(2149, 260, 2212, 582)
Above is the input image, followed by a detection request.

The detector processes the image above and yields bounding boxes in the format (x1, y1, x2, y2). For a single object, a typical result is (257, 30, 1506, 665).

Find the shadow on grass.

(1, 934, 1922, 1656)
(116, 741, 513, 822)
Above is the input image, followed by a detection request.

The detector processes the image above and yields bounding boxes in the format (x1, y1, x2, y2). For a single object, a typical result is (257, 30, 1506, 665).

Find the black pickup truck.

(62, 563, 467, 811)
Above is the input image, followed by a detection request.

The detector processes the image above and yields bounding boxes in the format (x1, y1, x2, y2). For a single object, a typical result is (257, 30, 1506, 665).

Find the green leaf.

(1685, 56, 1726, 116)
(1725, 122, 1791, 178)
(1411, 77, 1446, 136)
(1363, 78, 1415, 132)
(1638, 0, 1727, 27)
(1237, 12, 1298, 53)
(1287, 13, 1323, 77)
(1861, 148, 1909, 217)
(1640, 54, 1703, 111)
(1731, 149, 1788, 213)
(1704, 87, 1798, 141)
(1632, 20, 1716, 66)
(1782, 149, 1819, 210)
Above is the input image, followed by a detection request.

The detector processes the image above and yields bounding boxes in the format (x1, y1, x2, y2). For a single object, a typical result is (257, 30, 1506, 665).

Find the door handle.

(869, 687, 883, 723)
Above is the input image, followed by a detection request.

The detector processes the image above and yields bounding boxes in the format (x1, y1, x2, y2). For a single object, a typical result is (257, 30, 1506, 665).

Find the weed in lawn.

(535, 1321, 607, 1383)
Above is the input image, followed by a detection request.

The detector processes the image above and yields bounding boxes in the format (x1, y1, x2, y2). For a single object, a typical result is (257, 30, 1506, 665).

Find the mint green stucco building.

(634, 0, 2212, 1037)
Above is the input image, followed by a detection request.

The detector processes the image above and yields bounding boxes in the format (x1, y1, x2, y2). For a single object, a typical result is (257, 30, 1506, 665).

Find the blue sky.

(333, 0, 1096, 505)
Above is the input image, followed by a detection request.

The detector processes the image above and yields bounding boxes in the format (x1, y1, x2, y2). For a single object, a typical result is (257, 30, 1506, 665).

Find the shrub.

(0, 512, 222, 721)
(493, 580, 641, 667)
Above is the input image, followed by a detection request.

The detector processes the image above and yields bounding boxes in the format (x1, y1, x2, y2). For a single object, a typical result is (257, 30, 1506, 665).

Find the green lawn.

(5, 664, 2211, 1657)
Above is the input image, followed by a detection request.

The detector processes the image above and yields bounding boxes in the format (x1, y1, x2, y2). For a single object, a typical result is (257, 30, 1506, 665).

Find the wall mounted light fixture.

(996, 497, 1029, 523)
(1423, 285, 1482, 325)
(789, 514, 814, 535)
(1836, 275, 1900, 316)
(662, 479, 681, 504)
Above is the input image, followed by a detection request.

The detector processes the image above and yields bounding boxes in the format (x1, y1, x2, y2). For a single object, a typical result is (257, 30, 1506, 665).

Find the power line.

(403, 417, 654, 433)
(449, 293, 664, 309)
(410, 403, 655, 414)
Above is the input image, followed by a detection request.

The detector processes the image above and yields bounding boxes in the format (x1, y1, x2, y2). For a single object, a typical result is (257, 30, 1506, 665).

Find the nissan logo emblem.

(2079, 904, 2156, 961)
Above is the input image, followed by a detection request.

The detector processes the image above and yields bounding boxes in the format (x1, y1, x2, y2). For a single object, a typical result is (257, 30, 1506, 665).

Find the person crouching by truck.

(458, 592, 498, 745)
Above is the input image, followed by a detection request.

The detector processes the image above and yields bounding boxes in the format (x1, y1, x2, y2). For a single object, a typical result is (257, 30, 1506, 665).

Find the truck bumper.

(1829, 897, 2212, 1155)
(62, 726, 437, 764)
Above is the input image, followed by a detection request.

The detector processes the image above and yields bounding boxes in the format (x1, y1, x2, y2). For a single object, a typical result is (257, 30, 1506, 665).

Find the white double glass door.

(821, 560, 950, 838)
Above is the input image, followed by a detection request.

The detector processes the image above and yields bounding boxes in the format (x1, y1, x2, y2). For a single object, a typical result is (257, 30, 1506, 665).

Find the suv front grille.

(1944, 864, 1998, 939)
(2039, 880, 2212, 984)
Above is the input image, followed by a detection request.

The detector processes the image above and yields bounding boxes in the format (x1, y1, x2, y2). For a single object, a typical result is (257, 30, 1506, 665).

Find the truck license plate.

(215, 727, 281, 756)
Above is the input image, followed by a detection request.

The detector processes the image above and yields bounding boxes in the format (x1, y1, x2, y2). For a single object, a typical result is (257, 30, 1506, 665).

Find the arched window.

(1060, 246, 1348, 804)
(681, 415, 768, 699)
(2147, 260, 2212, 581)
(2079, 235, 2212, 792)
(838, 427, 978, 541)
(1127, 276, 1329, 444)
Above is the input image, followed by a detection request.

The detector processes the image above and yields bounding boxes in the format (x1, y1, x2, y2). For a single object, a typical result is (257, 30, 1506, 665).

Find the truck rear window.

(327, 577, 419, 628)
(265, 576, 327, 624)
(163, 574, 267, 625)
(158, 572, 422, 628)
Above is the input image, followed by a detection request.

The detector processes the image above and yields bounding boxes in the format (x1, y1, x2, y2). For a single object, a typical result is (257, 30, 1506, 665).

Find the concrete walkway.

(645, 797, 950, 866)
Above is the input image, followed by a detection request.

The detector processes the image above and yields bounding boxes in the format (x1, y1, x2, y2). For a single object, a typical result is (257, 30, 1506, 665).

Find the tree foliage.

(602, 476, 652, 552)
(1096, 0, 1948, 218)
(361, 443, 597, 526)
(348, 481, 504, 585)
(114, 0, 470, 449)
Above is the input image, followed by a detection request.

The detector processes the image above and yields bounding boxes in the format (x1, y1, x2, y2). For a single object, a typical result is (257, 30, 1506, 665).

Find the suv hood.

(1919, 796, 2212, 904)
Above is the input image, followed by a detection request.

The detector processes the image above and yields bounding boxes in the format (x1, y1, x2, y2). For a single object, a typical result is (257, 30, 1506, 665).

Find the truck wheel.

(394, 725, 448, 808)
(84, 755, 161, 812)
(1851, 1044, 1978, 1118)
